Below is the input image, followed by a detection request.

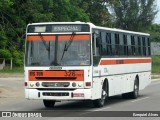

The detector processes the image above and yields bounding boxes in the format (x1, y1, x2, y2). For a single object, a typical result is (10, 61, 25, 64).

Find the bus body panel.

(25, 88, 92, 100)
(25, 66, 94, 100)
(92, 57, 151, 96)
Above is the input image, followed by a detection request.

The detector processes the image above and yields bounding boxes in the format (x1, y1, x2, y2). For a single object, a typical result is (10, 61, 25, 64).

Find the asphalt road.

(0, 77, 160, 118)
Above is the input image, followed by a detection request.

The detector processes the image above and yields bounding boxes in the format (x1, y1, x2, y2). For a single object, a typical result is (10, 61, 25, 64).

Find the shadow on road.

(34, 94, 149, 111)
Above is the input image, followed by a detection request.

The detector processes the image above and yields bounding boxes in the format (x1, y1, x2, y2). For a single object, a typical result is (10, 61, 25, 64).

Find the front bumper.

(25, 88, 92, 100)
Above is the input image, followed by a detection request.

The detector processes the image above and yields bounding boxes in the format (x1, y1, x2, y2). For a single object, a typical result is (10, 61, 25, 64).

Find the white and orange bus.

(24, 22, 151, 108)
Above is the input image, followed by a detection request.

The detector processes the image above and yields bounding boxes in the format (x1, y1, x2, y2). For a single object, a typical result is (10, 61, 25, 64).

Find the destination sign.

(28, 24, 90, 33)
(52, 25, 81, 32)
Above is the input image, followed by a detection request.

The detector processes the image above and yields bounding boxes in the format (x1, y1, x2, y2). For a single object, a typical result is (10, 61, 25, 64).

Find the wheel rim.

(134, 83, 139, 96)
(101, 89, 107, 104)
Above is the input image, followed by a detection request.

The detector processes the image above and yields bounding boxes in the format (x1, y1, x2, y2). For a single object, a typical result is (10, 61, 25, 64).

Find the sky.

(154, 0, 160, 24)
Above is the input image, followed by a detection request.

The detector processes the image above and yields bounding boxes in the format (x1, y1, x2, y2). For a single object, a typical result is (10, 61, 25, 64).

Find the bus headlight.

(72, 82, 76, 87)
(30, 83, 34, 87)
(36, 82, 40, 87)
(78, 83, 82, 87)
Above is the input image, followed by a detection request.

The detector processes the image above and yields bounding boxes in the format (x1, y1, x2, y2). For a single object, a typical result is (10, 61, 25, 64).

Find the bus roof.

(28, 22, 150, 36)
(92, 25, 150, 36)
(27, 21, 88, 26)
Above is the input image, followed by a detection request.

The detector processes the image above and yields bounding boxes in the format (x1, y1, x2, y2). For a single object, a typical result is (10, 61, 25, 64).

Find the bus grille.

(37, 88, 76, 91)
(42, 92, 69, 96)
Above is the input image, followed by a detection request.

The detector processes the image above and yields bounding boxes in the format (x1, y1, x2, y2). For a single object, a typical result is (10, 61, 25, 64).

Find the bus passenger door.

(92, 30, 101, 67)
(92, 30, 104, 99)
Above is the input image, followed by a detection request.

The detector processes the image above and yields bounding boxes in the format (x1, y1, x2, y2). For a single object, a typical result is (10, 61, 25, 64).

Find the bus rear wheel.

(130, 78, 139, 99)
(122, 77, 139, 99)
(43, 100, 55, 108)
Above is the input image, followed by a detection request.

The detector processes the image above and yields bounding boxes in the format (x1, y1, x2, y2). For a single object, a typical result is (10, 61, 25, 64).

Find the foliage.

(0, 0, 159, 67)
(108, 0, 158, 32)
(0, 67, 24, 73)
(0, 49, 12, 58)
(152, 56, 160, 74)
(52, 0, 90, 22)
(0, 0, 90, 66)
(148, 24, 160, 42)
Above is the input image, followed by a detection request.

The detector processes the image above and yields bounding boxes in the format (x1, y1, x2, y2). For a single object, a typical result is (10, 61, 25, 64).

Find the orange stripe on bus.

(29, 70, 84, 81)
(58, 35, 90, 41)
(27, 36, 55, 41)
(100, 59, 151, 65)
(27, 35, 90, 41)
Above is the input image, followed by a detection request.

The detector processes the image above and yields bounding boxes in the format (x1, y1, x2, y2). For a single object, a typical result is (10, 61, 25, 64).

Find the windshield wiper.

(38, 33, 50, 59)
(39, 33, 50, 51)
(60, 32, 76, 62)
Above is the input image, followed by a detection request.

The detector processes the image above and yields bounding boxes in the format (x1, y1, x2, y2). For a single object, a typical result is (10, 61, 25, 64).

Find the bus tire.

(130, 77, 139, 99)
(43, 100, 55, 108)
(93, 82, 108, 107)
(122, 93, 130, 99)
(122, 77, 139, 99)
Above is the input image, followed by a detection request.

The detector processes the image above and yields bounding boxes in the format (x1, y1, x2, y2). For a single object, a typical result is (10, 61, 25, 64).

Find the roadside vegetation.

(152, 55, 160, 74)
(0, 66, 23, 74)
(0, 0, 159, 75)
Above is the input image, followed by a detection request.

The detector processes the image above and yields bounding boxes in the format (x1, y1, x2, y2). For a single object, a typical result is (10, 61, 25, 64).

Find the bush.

(12, 51, 24, 66)
(152, 56, 160, 74)
(0, 49, 12, 58)
(13, 59, 23, 67)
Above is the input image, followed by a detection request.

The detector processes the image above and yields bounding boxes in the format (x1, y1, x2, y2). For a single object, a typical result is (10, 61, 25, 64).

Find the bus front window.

(58, 37, 90, 66)
(25, 34, 91, 66)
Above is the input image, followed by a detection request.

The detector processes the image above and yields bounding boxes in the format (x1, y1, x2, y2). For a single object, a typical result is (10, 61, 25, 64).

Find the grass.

(151, 76, 160, 79)
(0, 66, 24, 74)
(152, 55, 160, 74)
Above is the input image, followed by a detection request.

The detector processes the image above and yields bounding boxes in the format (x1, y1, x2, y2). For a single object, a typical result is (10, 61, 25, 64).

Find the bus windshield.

(25, 34, 91, 66)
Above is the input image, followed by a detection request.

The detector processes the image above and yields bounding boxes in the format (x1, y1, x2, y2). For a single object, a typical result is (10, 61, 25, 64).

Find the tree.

(52, 0, 90, 22)
(148, 24, 160, 42)
(0, 0, 91, 66)
(0, 0, 14, 50)
(108, 0, 158, 31)
(70, 0, 112, 27)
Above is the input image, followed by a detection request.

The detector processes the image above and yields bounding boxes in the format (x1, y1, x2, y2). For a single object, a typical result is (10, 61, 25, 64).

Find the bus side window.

(92, 33, 95, 56)
(131, 35, 136, 55)
(92, 31, 100, 56)
(101, 31, 107, 55)
(127, 35, 132, 56)
(119, 33, 124, 56)
(145, 37, 149, 56)
(96, 36, 100, 48)
(92, 30, 101, 66)
(147, 38, 151, 56)
(123, 35, 128, 56)
(142, 37, 146, 56)
(106, 33, 112, 55)
(135, 36, 139, 56)
(95, 30, 101, 56)
(138, 36, 142, 56)
(111, 33, 115, 55)
(115, 33, 120, 56)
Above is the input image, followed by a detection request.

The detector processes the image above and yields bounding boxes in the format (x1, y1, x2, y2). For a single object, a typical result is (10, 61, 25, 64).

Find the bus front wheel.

(93, 83, 108, 107)
(43, 100, 55, 108)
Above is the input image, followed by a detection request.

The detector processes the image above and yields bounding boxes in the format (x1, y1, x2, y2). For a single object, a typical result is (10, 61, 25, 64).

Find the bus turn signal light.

(85, 82, 91, 87)
(25, 82, 28, 86)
